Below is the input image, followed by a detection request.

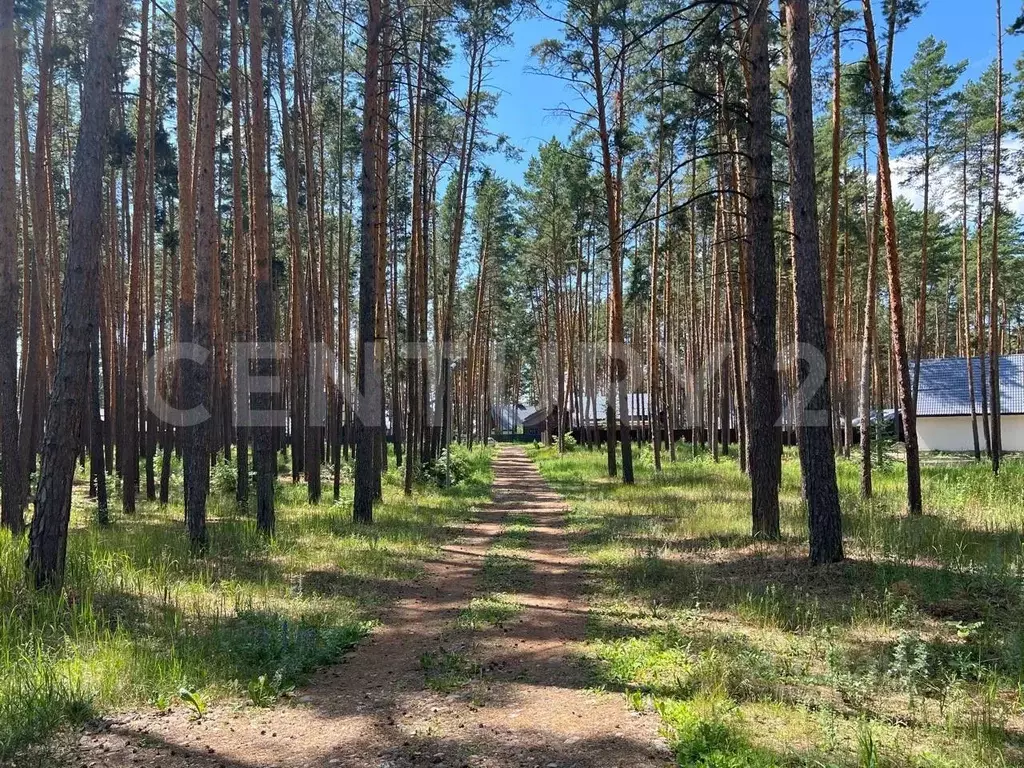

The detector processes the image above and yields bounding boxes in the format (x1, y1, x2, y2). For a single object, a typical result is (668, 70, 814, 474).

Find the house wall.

(917, 415, 1024, 452)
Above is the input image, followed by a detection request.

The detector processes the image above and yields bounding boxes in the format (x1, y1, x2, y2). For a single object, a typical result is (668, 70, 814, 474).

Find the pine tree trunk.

(862, 0, 923, 515)
(784, 0, 843, 563)
(825, 8, 842, 440)
(229, 0, 249, 504)
(590, 17, 632, 484)
(27, 0, 122, 588)
(183, 0, 219, 551)
(248, 0, 276, 535)
(989, 0, 1003, 474)
(354, 0, 384, 523)
(745, 0, 781, 537)
(123, 0, 149, 516)
(960, 127, 982, 461)
(0, 0, 22, 534)
(912, 110, 930, 402)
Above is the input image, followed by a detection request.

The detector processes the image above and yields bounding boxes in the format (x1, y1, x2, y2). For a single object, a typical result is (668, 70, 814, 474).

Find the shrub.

(422, 443, 473, 487)
(212, 460, 237, 497)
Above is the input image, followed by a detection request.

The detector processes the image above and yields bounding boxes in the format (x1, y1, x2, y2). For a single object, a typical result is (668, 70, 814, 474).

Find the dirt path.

(68, 447, 669, 768)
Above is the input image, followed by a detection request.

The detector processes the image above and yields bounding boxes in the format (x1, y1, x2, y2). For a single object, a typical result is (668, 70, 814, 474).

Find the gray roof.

(523, 393, 656, 425)
(490, 404, 527, 431)
(591, 393, 654, 419)
(917, 355, 1024, 417)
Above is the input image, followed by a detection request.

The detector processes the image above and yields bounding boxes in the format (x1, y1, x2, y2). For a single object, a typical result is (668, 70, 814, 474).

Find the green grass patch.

(529, 444, 1024, 767)
(420, 647, 479, 692)
(481, 553, 532, 592)
(456, 594, 523, 630)
(493, 513, 533, 550)
(0, 447, 494, 759)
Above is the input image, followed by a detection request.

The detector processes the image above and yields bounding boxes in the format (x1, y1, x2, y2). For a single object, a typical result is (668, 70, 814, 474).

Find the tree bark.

(248, 0, 276, 534)
(27, 0, 122, 588)
(989, 0, 1003, 474)
(183, 0, 220, 550)
(960, 115, 982, 461)
(745, 0, 782, 537)
(124, 0, 150, 516)
(0, 0, 22, 533)
(825, 6, 842, 440)
(862, 0, 923, 515)
(784, 0, 843, 564)
(354, 0, 385, 523)
(590, 13, 633, 484)
(229, 0, 249, 504)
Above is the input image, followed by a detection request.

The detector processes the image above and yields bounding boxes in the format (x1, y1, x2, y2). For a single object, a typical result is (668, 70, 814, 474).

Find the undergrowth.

(0, 447, 494, 760)
(530, 444, 1024, 767)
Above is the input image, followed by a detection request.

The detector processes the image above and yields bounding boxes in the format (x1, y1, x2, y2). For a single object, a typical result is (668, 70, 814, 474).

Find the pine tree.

(27, 0, 123, 588)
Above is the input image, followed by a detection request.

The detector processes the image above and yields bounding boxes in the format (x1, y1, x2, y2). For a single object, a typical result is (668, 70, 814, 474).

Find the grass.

(481, 553, 532, 592)
(480, 512, 534, 591)
(0, 446, 494, 760)
(456, 594, 523, 630)
(493, 514, 533, 550)
(420, 647, 480, 692)
(528, 443, 1024, 768)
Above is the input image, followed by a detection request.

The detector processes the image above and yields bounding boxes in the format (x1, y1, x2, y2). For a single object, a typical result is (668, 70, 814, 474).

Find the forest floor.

(527, 445, 1024, 768)
(55, 447, 671, 768)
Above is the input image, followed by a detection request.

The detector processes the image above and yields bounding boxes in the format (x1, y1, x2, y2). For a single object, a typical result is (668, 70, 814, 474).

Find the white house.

(916, 355, 1024, 452)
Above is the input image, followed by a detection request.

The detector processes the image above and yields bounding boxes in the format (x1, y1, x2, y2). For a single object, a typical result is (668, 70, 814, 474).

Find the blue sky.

(478, 14, 573, 184)
(469, 1, 1024, 188)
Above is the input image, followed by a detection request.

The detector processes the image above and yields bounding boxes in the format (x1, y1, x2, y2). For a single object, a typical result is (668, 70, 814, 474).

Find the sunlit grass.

(0, 447, 494, 759)
(529, 443, 1024, 768)
(456, 594, 523, 630)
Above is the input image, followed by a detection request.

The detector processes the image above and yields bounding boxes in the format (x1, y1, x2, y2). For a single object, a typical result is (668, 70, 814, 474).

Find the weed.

(481, 553, 531, 592)
(247, 670, 293, 707)
(529, 445, 1024, 767)
(420, 648, 479, 692)
(456, 594, 522, 630)
(857, 720, 880, 768)
(0, 447, 495, 759)
(178, 688, 207, 719)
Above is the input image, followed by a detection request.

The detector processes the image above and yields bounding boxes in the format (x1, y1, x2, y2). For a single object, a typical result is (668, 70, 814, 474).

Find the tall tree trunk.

(19, 0, 56, 511)
(248, 0, 276, 534)
(354, 0, 385, 523)
(863, 0, 923, 515)
(230, 0, 249, 504)
(989, 0, 1003, 474)
(124, 0, 150, 516)
(745, 0, 781, 537)
(649, 46, 665, 472)
(0, 0, 22, 533)
(183, 0, 219, 551)
(590, 14, 632, 484)
(912, 106, 931, 401)
(27, 0, 122, 588)
(960, 121, 982, 461)
(174, 0, 195, 517)
(784, 0, 843, 564)
(825, 6, 842, 440)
